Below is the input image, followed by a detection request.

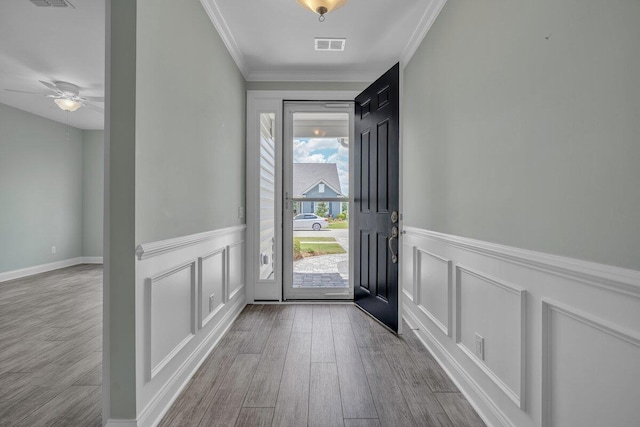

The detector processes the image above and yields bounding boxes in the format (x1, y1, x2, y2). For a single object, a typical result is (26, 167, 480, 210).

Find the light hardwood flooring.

(0, 265, 485, 427)
(161, 304, 486, 427)
(0, 264, 103, 427)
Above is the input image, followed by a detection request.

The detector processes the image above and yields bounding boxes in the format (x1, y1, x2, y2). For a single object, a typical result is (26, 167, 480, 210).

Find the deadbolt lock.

(391, 211, 399, 223)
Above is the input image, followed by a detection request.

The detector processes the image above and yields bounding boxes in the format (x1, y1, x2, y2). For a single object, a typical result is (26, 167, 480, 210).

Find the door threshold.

(255, 300, 354, 305)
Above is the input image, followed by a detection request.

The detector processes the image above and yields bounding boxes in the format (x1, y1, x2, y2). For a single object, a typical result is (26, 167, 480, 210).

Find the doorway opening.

(283, 102, 354, 300)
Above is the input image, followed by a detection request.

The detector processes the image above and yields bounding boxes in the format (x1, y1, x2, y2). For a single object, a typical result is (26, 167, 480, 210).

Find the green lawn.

(328, 221, 349, 229)
(293, 237, 346, 259)
(294, 236, 338, 242)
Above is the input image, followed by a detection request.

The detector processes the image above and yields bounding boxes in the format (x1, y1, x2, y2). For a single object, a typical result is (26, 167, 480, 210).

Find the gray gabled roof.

(293, 163, 343, 197)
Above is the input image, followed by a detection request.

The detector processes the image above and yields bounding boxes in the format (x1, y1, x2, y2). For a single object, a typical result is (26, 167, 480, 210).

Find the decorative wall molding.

(456, 266, 526, 409)
(400, 0, 449, 67)
(404, 306, 514, 427)
(145, 261, 197, 381)
(246, 69, 380, 83)
(198, 248, 227, 329)
(138, 297, 246, 427)
(199, 0, 248, 78)
(201, 0, 446, 82)
(541, 299, 640, 427)
(401, 226, 640, 427)
(227, 240, 245, 301)
(403, 226, 640, 298)
(135, 225, 246, 260)
(134, 225, 246, 427)
(0, 257, 83, 283)
(416, 248, 452, 336)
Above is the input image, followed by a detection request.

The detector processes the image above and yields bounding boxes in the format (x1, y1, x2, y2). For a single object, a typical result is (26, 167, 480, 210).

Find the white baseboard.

(138, 297, 246, 427)
(401, 226, 640, 427)
(0, 257, 83, 283)
(128, 225, 247, 426)
(403, 306, 511, 427)
(0, 256, 104, 283)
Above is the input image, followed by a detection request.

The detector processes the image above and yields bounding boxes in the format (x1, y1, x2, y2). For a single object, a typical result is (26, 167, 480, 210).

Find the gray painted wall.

(82, 130, 104, 257)
(0, 105, 105, 274)
(403, 0, 640, 271)
(106, 0, 138, 418)
(135, 0, 247, 244)
(106, 0, 248, 419)
(0, 103, 83, 273)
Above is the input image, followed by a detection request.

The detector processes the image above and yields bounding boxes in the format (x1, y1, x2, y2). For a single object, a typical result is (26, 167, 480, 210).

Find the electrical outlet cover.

(475, 333, 485, 360)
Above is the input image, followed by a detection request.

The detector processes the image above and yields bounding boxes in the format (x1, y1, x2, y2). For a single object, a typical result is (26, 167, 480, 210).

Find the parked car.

(293, 213, 328, 231)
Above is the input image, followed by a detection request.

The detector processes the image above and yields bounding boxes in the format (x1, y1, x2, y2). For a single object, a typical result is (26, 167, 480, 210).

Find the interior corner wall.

(0, 103, 83, 273)
(134, 0, 247, 245)
(402, 0, 640, 271)
(82, 130, 105, 258)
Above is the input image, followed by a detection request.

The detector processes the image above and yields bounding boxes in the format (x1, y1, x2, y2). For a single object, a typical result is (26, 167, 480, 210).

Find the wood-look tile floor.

(0, 264, 103, 427)
(0, 266, 485, 427)
(161, 304, 486, 427)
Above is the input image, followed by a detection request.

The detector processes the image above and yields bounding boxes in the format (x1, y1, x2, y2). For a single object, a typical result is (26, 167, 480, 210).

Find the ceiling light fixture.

(296, 0, 348, 22)
(54, 98, 81, 112)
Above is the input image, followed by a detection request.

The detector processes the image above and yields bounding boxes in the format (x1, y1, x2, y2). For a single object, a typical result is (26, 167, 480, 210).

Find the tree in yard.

(315, 202, 328, 217)
(341, 202, 349, 219)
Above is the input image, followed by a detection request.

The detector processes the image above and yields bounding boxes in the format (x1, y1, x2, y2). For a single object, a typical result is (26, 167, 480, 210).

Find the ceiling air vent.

(29, 0, 72, 7)
(314, 38, 346, 52)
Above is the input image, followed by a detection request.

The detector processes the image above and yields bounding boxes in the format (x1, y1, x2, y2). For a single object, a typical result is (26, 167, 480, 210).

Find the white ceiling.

(0, 0, 444, 130)
(0, 0, 105, 130)
(202, 0, 444, 82)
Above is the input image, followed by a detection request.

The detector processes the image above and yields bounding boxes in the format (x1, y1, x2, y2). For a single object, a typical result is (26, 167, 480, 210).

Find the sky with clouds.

(293, 138, 349, 195)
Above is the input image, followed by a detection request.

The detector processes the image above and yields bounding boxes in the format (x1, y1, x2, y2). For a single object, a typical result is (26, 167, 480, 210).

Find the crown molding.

(201, 0, 447, 82)
(246, 69, 381, 83)
(401, 0, 448, 67)
(199, 0, 248, 79)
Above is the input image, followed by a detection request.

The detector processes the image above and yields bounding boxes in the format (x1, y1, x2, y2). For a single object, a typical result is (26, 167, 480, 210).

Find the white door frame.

(282, 101, 355, 300)
(246, 90, 360, 302)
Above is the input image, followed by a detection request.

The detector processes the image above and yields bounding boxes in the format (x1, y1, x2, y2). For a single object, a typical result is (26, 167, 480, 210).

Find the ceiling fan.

(5, 80, 104, 113)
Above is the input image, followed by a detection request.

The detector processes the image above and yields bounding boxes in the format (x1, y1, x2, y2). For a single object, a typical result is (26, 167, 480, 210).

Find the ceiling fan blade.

(5, 88, 50, 95)
(82, 103, 104, 113)
(83, 96, 104, 102)
(39, 80, 61, 94)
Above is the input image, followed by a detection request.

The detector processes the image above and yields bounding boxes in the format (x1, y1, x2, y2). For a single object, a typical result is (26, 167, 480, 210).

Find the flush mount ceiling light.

(296, 0, 348, 22)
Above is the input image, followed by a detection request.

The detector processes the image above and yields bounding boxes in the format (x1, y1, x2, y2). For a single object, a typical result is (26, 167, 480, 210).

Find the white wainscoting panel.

(541, 300, 640, 427)
(401, 243, 415, 302)
(456, 266, 525, 408)
(416, 248, 452, 336)
(133, 225, 246, 427)
(199, 248, 226, 328)
(401, 226, 640, 427)
(146, 261, 196, 380)
(227, 240, 244, 301)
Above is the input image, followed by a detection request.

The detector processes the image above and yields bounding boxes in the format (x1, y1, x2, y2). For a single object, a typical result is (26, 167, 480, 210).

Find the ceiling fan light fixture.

(54, 98, 81, 112)
(296, 0, 348, 21)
